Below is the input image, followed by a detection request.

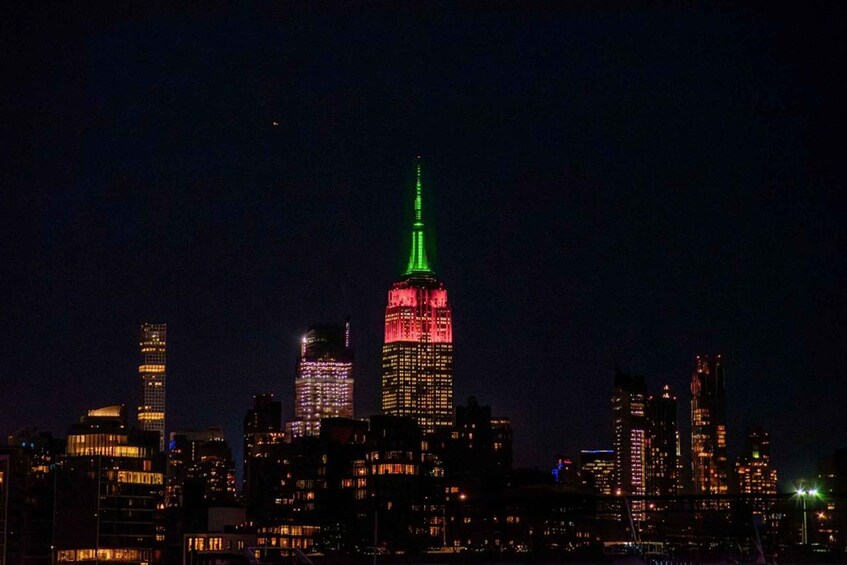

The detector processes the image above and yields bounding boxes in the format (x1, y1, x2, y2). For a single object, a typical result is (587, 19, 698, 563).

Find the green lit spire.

(404, 160, 433, 276)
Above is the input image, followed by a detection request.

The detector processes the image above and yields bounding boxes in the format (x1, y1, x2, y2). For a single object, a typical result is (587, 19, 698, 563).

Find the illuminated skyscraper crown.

(404, 161, 433, 276)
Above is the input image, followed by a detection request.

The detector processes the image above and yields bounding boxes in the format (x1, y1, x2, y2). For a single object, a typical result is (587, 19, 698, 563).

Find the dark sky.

(2, 3, 845, 488)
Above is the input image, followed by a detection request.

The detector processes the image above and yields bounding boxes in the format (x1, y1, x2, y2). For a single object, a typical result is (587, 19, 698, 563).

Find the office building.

(243, 393, 283, 496)
(381, 162, 454, 434)
(611, 371, 647, 496)
(138, 323, 167, 451)
(646, 384, 679, 495)
(580, 450, 615, 495)
(286, 323, 354, 439)
(736, 427, 778, 518)
(690, 354, 728, 494)
(55, 405, 163, 565)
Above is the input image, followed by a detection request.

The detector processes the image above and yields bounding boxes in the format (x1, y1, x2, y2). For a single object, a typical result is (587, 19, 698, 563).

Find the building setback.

(381, 162, 454, 434)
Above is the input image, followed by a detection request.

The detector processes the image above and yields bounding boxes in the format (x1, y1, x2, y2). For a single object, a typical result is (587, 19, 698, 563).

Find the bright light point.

(797, 489, 806, 495)
(272, 121, 279, 126)
(810, 489, 818, 496)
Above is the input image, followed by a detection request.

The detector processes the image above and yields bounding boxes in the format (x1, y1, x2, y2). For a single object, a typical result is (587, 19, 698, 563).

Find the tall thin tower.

(138, 323, 167, 451)
(381, 161, 454, 434)
(611, 371, 647, 496)
(690, 354, 728, 494)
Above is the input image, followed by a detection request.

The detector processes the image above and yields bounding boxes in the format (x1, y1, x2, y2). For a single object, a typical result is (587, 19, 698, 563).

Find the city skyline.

(3, 4, 845, 491)
(0, 163, 829, 492)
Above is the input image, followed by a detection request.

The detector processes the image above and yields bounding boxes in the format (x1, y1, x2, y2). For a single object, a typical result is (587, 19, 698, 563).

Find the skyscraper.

(736, 427, 778, 517)
(242, 394, 285, 520)
(286, 323, 354, 439)
(381, 162, 454, 434)
(690, 354, 728, 494)
(611, 371, 647, 497)
(57, 405, 163, 565)
(243, 393, 283, 491)
(138, 323, 166, 451)
(646, 384, 680, 495)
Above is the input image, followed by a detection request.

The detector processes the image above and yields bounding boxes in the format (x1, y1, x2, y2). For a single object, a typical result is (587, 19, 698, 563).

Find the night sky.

(2, 3, 845, 487)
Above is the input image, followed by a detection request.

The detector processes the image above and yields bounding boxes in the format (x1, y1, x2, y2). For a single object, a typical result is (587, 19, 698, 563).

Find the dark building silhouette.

(447, 397, 512, 491)
(167, 428, 236, 508)
(242, 393, 283, 505)
(646, 384, 680, 495)
(0, 430, 64, 565)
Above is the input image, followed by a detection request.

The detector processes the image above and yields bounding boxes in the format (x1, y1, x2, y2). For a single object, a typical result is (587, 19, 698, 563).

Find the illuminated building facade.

(736, 427, 778, 517)
(138, 323, 166, 451)
(646, 385, 680, 495)
(611, 371, 647, 497)
(580, 450, 615, 495)
(381, 163, 453, 434)
(55, 405, 163, 565)
(286, 323, 354, 439)
(690, 354, 728, 494)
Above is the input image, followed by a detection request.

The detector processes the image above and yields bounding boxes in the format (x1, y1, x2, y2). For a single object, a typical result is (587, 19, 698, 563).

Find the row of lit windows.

(57, 549, 146, 562)
(116, 470, 164, 485)
(371, 463, 417, 475)
(258, 525, 319, 536)
(186, 537, 246, 552)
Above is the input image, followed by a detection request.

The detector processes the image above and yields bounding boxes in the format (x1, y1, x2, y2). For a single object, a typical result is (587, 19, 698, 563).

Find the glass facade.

(690, 354, 728, 495)
(287, 324, 354, 439)
(137, 323, 166, 451)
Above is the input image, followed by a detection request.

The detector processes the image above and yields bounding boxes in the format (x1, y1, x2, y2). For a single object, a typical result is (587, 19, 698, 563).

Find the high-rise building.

(646, 384, 679, 495)
(243, 393, 283, 494)
(580, 450, 615, 495)
(138, 323, 167, 451)
(736, 427, 778, 517)
(242, 395, 286, 521)
(690, 354, 728, 495)
(286, 323, 354, 439)
(56, 405, 163, 565)
(611, 371, 647, 496)
(381, 162, 453, 434)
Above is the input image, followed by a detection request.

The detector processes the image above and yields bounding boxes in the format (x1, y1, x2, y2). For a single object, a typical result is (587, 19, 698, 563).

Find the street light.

(796, 488, 820, 545)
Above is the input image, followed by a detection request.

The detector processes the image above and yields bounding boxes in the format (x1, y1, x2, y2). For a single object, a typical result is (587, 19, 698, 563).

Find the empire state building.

(381, 162, 453, 434)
